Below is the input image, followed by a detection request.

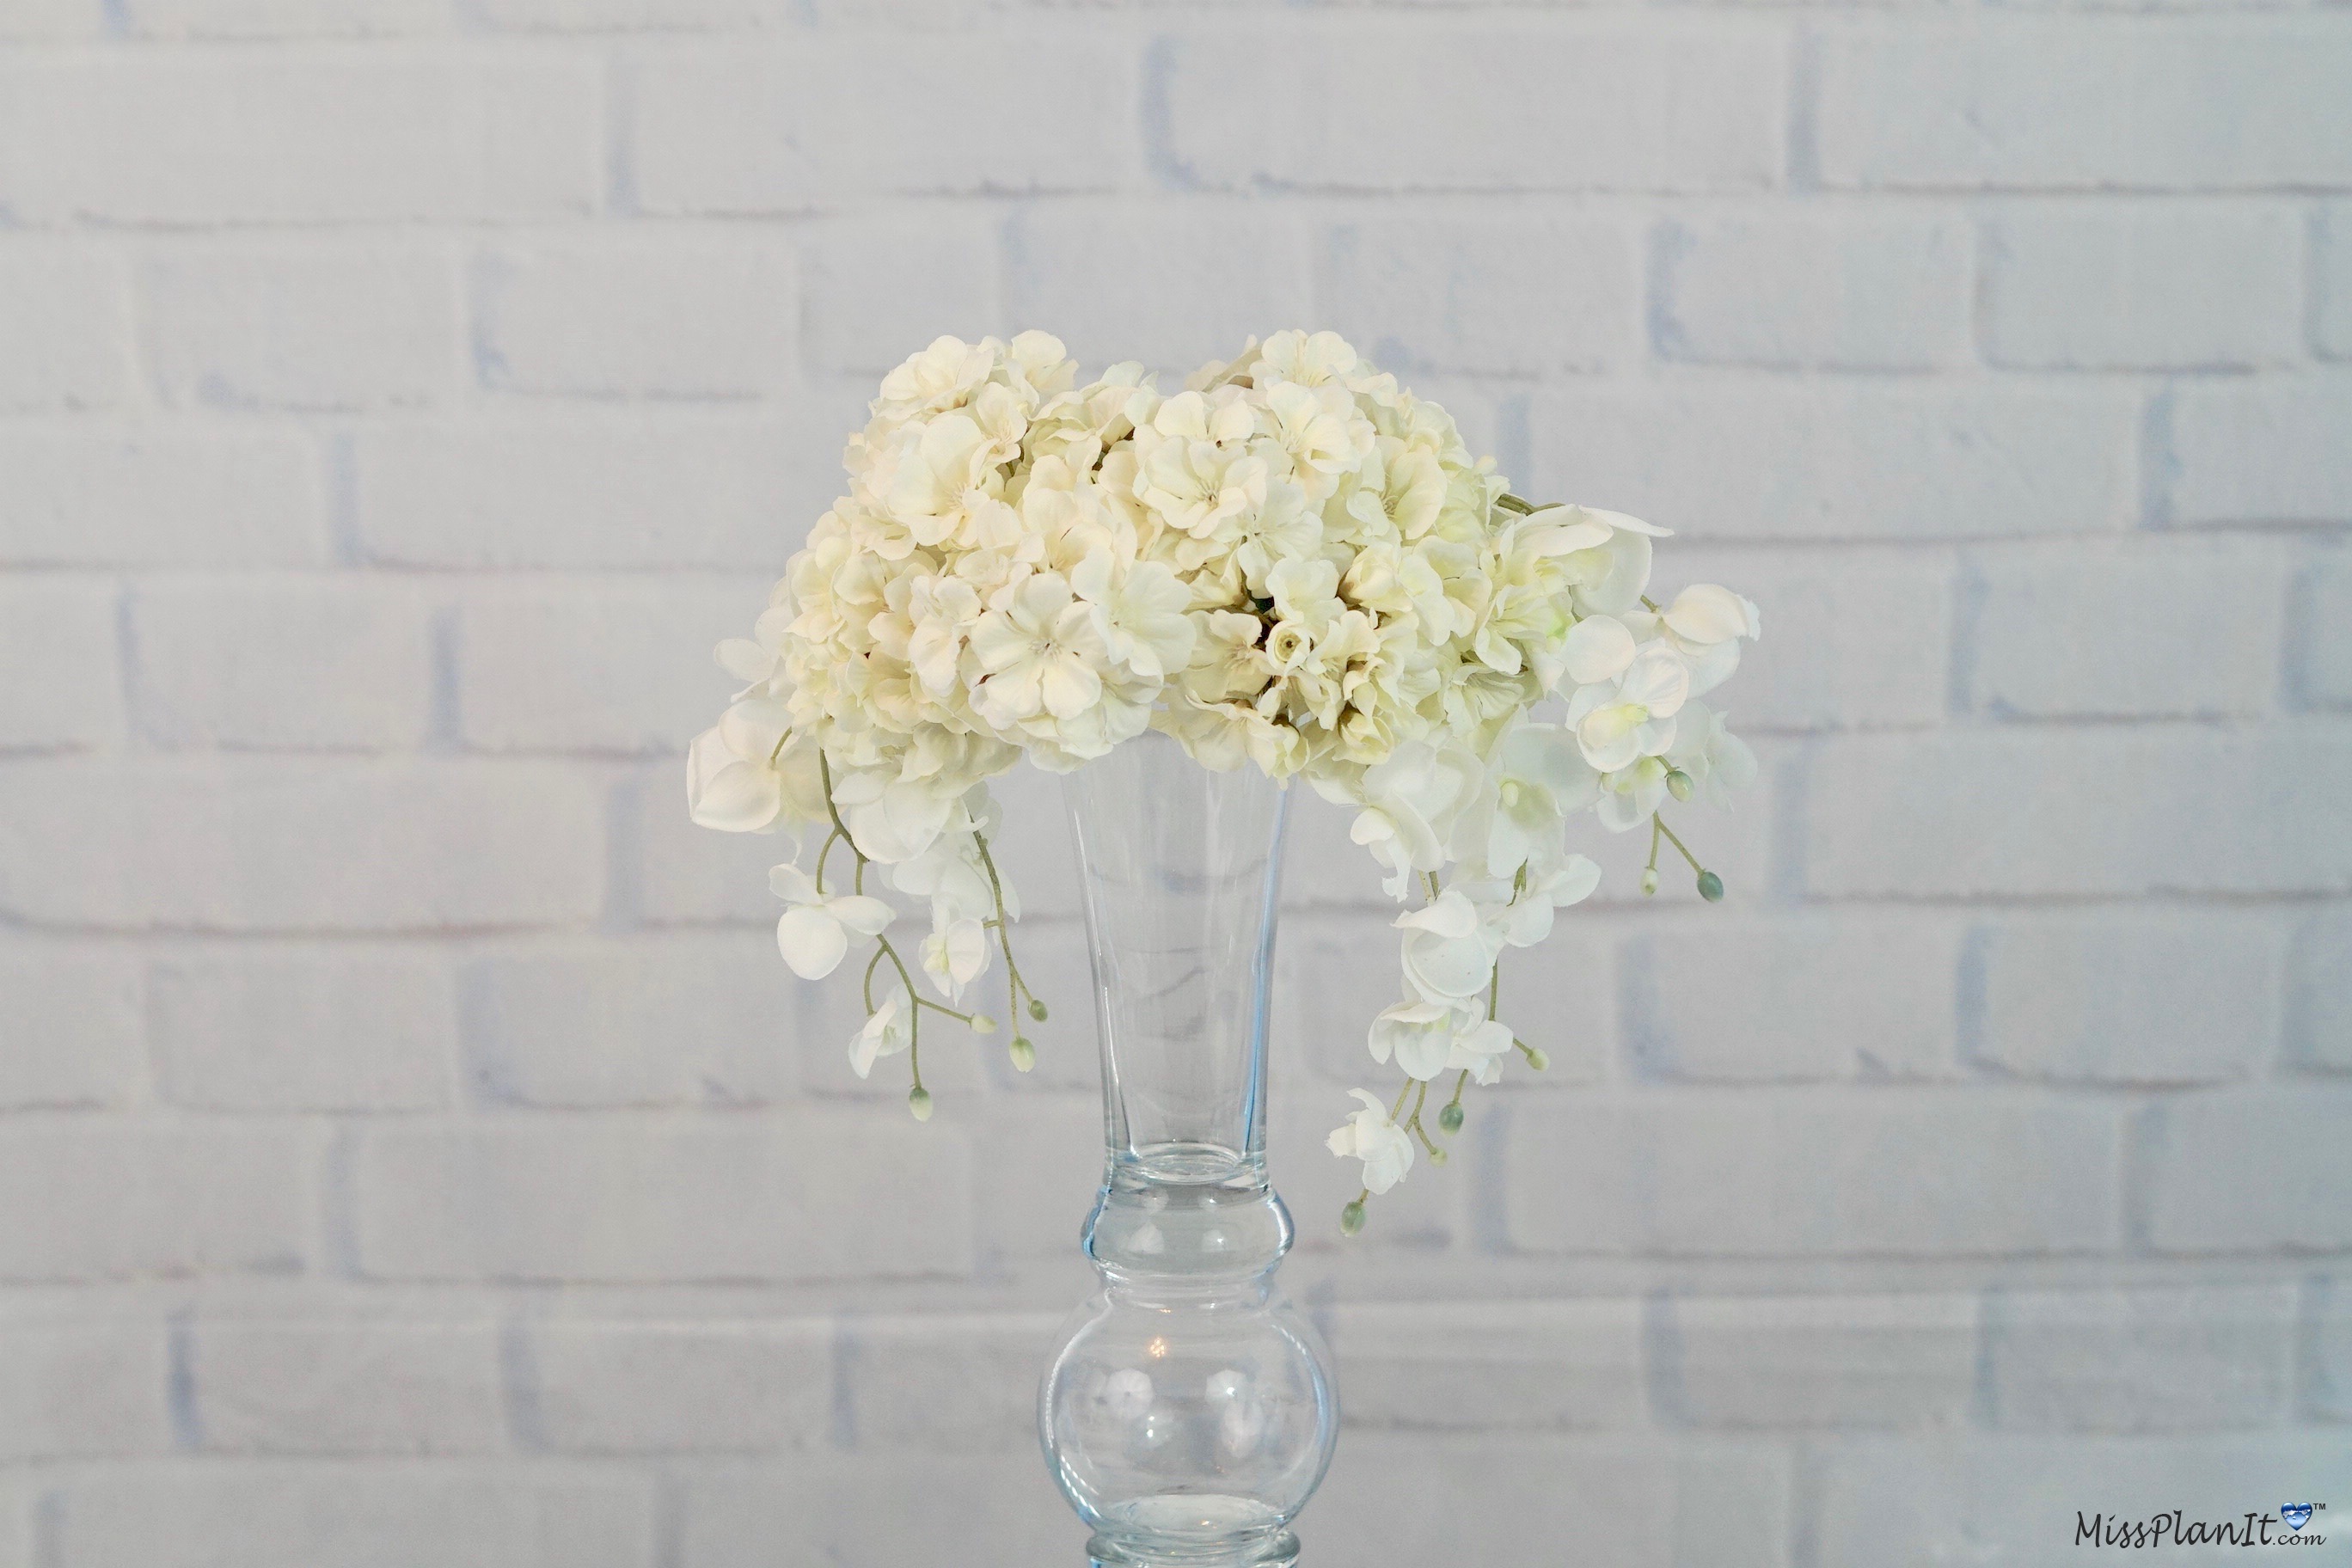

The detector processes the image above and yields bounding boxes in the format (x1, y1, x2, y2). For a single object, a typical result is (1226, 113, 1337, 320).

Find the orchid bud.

(1666, 769, 1694, 802)
(1438, 1101, 1465, 1135)
(1427, 1145, 1449, 1167)
(1640, 867, 1659, 897)
(1028, 998, 1049, 1021)
(1339, 1200, 1366, 1236)
(1523, 1045, 1551, 1071)
(907, 1086, 934, 1122)
(1697, 870, 1724, 902)
(1009, 1037, 1037, 1073)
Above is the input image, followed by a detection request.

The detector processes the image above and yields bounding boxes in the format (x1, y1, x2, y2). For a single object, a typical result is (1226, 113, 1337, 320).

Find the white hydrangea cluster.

(689, 330, 1760, 1223)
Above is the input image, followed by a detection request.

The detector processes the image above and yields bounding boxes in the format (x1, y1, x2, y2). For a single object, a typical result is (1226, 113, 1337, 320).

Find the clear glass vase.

(1041, 731, 1338, 1568)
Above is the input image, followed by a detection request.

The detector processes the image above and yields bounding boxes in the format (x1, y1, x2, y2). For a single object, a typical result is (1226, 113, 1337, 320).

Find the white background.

(0, 0, 2348, 1562)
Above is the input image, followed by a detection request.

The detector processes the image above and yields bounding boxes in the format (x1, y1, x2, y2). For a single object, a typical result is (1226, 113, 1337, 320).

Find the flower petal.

(1561, 616, 1636, 686)
(777, 907, 848, 980)
(715, 638, 774, 683)
(1663, 584, 1752, 646)
(769, 862, 822, 905)
(1617, 646, 1692, 717)
(1395, 891, 1480, 940)
(827, 895, 897, 939)
(690, 758, 784, 834)
(1551, 854, 1602, 907)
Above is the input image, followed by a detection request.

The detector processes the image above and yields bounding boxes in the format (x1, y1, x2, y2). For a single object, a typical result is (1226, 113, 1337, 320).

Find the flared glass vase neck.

(1064, 731, 1289, 1189)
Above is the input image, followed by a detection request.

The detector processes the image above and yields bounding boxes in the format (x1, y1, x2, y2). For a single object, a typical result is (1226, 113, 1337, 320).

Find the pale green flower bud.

(1028, 998, 1049, 1022)
(1428, 1145, 1449, 1167)
(1640, 867, 1659, 897)
(1438, 1101, 1465, 1135)
(1697, 870, 1724, 902)
(1666, 769, 1694, 802)
(1339, 1200, 1366, 1236)
(1523, 1044, 1551, 1071)
(1009, 1037, 1037, 1073)
(907, 1086, 934, 1122)
(971, 1014, 998, 1035)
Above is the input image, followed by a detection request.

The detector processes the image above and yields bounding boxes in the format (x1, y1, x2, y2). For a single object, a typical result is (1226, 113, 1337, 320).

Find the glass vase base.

(1087, 1523, 1298, 1568)
(1087, 1538, 1298, 1568)
(1086, 1496, 1298, 1567)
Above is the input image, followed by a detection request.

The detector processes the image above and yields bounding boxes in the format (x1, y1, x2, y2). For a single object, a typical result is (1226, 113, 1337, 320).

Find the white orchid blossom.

(885, 833, 999, 924)
(1326, 1089, 1414, 1194)
(830, 765, 959, 864)
(1473, 721, 1598, 876)
(1447, 1018, 1517, 1085)
(1348, 742, 1485, 897)
(1647, 583, 1761, 698)
(686, 699, 825, 834)
(1663, 699, 1760, 809)
(1565, 645, 1691, 774)
(1394, 891, 1501, 1004)
(919, 914, 989, 1001)
(770, 863, 896, 981)
(848, 995, 912, 1079)
(1369, 998, 1475, 1081)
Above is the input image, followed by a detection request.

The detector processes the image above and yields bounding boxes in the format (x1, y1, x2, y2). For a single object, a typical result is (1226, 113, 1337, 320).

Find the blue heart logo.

(2282, 1504, 2313, 1532)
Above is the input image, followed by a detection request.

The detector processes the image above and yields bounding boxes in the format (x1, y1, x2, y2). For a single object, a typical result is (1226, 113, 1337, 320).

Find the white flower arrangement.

(689, 329, 1759, 1228)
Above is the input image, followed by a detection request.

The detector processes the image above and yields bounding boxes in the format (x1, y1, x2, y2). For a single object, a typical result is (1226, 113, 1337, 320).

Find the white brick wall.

(0, 2, 2345, 1561)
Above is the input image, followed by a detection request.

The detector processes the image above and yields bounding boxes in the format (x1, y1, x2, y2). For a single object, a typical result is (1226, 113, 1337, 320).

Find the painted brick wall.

(1, 3, 2347, 1563)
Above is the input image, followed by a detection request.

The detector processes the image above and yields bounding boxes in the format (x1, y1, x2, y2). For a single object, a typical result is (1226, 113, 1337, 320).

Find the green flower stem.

(1653, 815, 1706, 875)
(1405, 1081, 1437, 1155)
(990, 921, 1022, 1043)
(1389, 1076, 1415, 1123)
(1448, 1069, 1469, 1111)
(815, 752, 871, 892)
(975, 834, 1041, 1016)
(873, 934, 923, 1091)
(1486, 963, 1501, 1023)
(818, 756, 945, 1096)
(1495, 493, 1536, 515)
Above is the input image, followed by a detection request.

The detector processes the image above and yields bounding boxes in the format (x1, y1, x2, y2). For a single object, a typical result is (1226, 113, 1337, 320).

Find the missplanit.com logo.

(2076, 1502, 2326, 1549)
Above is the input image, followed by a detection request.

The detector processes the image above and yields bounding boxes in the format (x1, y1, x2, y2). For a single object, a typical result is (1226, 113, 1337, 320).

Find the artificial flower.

(689, 329, 1761, 1207)
(849, 995, 912, 1078)
(1326, 1088, 1414, 1194)
(770, 863, 895, 980)
(920, 914, 989, 1001)
(1369, 998, 1473, 1081)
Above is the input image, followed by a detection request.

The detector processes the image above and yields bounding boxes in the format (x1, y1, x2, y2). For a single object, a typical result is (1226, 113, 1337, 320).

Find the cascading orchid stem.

(815, 751, 1017, 1112)
(975, 835, 1042, 1019)
(813, 827, 846, 892)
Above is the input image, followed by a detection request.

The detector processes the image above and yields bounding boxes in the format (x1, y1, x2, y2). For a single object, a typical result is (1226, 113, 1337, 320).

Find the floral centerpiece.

(689, 329, 1757, 1230)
